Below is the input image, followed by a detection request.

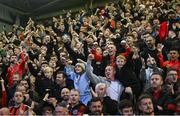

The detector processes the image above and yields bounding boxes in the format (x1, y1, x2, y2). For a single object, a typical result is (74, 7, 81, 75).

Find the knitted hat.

(75, 63, 85, 71)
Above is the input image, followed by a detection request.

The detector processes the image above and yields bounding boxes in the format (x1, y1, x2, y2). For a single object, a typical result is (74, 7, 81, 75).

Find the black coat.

(116, 52, 141, 99)
(53, 79, 74, 101)
(144, 88, 171, 110)
(102, 96, 118, 115)
(64, 41, 88, 65)
(140, 47, 168, 67)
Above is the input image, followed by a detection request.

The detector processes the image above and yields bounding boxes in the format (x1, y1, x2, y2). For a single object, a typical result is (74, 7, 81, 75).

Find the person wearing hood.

(64, 61, 92, 105)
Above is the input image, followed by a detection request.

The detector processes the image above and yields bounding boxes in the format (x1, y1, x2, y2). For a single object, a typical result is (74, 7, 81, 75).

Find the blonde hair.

(44, 66, 53, 73)
(116, 54, 126, 61)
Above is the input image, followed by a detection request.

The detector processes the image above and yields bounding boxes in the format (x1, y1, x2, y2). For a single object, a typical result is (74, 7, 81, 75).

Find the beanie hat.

(75, 63, 85, 71)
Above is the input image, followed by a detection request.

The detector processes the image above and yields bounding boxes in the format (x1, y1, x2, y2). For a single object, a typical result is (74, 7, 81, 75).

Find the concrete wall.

(34, 0, 119, 21)
(0, 3, 22, 31)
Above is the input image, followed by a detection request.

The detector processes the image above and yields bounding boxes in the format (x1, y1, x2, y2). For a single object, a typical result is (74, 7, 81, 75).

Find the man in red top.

(9, 91, 30, 115)
(145, 73, 170, 112)
(158, 47, 180, 79)
(0, 78, 7, 107)
(68, 89, 86, 115)
(6, 47, 26, 88)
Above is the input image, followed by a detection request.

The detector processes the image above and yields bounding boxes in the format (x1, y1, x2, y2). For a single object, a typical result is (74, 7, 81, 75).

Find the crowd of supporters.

(0, 0, 180, 115)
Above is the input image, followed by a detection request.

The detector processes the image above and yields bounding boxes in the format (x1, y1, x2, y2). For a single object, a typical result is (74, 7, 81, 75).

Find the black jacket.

(64, 41, 88, 65)
(102, 96, 118, 115)
(116, 52, 142, 99)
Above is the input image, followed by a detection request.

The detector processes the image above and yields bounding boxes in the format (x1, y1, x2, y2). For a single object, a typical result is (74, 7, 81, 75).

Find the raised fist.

(88, 54, 95, 60)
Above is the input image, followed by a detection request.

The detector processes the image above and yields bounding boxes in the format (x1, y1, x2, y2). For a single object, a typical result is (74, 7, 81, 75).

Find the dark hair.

(42, 104, 54, 113)
(151, 72, 163, 79)
(137, 94, 153, 106)
(119, 99, 133, 110)
(169, 47, 180, 55)
(106, 64, 115, 70)
(167, 68, 178, 75)
(10, 54, 17, 57)
(51, 54, 57, 58)
(41, 61, 48, 65)
(55, 71, 67, 79)
(142, 31, 151, 36)
(175, 95, 180, 103)
(88, 97, 102, 107)
(56, 101, 68, 108)
(20, 78, 31, 90)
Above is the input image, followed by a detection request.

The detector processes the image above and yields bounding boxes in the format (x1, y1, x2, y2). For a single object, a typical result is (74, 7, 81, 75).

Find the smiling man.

(88, 97, 104, 115)
(86, 54, 124, 102)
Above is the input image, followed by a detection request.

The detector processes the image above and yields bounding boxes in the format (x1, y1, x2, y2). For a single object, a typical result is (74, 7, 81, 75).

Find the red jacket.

(1, 90, 7, 107)
(68, 102, 86, 115)
(158, 21, 168, 42)
(167, 103, 180, 113)
(159, 54, 180, 79)
(91, 49, 102, 62)
(9, 103, 29, 115)
(121, 47, 132, 58)
(110, 19, 116, 29)
(6, 52, 26, 88)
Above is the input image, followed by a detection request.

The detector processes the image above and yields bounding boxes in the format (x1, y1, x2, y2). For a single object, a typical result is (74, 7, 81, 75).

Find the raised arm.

(86, 54, 107, 85)
(139, 58, 147, 83)
(64, 61, 75, 81)
(64, 41, 86, 63)
(1, 78, 7, 107)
